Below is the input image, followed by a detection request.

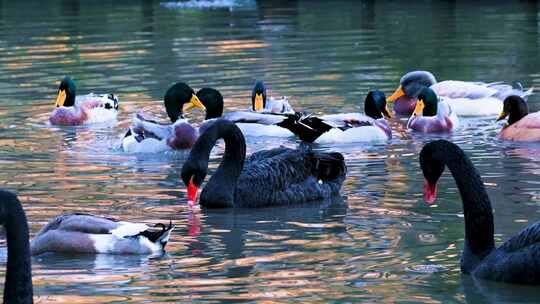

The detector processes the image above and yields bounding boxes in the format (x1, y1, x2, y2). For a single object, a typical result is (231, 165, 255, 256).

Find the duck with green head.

(49, 76, 119, 126)
(220, 80, 297, 137)
(122, 82, 223, 153)
(276, 90, 393, 143)
(251, 80, 294, 114)
(387, 70, 532, 116)
(406, 87, 459, 133)
(496, 95, 540, 141)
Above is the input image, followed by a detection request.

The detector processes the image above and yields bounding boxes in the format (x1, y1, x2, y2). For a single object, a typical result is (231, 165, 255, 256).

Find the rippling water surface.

(1, 0, 540, 303)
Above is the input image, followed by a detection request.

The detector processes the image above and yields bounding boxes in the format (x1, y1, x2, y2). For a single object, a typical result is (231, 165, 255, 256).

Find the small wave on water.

(160, 0, 256, 10)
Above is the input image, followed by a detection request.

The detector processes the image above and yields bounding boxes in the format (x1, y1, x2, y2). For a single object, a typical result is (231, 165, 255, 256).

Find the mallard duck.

(277, 90, 392, 143)
(250, 80, 294, 114)
(219, 81, 296, 137)
(181, 119, 347, 208)
(49, 76, 119, 126)
(421, 140, 540, 284)
(387, 71, 533, 116)
(407, 87, 459, 133)
(496, 95, 540, 141)
(0, 190, 33, 303)
(121, 83, 219, 153)
(30, 213, 174, 255)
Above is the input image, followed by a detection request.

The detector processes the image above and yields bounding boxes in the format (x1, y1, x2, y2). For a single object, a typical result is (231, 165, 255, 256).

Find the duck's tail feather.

(486, 82, 534, 100)
(134, 221, 175, 248)
(278, 112, 334, 143)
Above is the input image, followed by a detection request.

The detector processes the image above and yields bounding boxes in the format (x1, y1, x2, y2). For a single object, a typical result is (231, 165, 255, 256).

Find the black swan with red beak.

(181, 119, 347, 208)
(420, 140, 540, 284)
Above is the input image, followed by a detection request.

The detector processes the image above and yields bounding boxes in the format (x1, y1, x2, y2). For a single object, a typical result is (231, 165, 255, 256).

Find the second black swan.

(181, 119, 347, 208)
(0, 190, 33, 303)
(420, 140, 540, 284)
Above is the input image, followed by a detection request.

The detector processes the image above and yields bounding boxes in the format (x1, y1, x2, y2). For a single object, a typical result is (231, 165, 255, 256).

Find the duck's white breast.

(236, 123, 294, 137)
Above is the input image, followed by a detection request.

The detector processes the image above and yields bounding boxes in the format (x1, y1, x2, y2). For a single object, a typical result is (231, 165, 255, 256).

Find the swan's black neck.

(429, 141, 495, 273)
(0, 190, 33, 304)
(189, 120, 246, 208)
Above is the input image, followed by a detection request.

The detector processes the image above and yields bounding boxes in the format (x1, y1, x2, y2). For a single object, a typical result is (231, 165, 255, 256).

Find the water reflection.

(462, 275, 540, 304)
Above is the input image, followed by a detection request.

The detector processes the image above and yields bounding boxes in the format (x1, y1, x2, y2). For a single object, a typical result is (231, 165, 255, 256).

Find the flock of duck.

(3, 70, 540, 302)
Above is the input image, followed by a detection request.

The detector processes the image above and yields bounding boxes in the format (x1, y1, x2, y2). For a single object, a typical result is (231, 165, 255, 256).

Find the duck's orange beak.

(55, 89, 66, 107)
(183, 94, 206, 112)
(187, 178, 199, 207)
(254, 93, 264, 111)
(423, 179, 437, 204)
(413, 99, 425, 116)
(387, 85, 405, 102)
(496, 111, 508, 122)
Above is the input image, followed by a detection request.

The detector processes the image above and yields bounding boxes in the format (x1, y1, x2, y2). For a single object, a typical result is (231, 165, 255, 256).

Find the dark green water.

(1, 0, 540, 302)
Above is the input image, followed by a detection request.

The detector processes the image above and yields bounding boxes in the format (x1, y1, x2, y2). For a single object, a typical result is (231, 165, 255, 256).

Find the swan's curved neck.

(442, 144, 495, 273)
(1, 191, 33, 303)
(198, 121, 246, 208)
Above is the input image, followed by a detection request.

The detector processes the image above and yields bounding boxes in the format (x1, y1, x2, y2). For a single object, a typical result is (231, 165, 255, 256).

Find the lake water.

(1, 0, 540, 303)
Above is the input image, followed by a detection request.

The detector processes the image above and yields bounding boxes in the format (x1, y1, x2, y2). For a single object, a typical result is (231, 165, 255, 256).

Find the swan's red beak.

(187, 178, 199, 207)
(423, 179, 437, 204)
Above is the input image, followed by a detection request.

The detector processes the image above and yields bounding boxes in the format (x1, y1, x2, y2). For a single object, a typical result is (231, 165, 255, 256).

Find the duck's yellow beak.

(183, 94, 206, 112)
(55, 89, 66, 107)
(383, 104, 392, 119)
(387, 85, 405, 102)
(254, 93, 264, 112)
(496, 111, 508, 122)
(413, 99, 425, 116)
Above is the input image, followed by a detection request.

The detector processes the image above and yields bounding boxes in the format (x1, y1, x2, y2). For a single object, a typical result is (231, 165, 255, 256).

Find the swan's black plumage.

(420, 140, 540, 284)
(181, 119, 347, 208)
(0, 190, 33, 303)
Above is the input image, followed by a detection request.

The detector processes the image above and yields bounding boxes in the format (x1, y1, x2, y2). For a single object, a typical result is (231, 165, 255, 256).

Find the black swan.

(0, 190, 33, 303)
(181, 119, 347, 208)
(420, 140, 540, 284)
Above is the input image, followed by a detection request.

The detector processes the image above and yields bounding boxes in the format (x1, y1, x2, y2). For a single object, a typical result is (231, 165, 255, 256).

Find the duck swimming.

(421, 140, 540, 284)
(0, 190, 33, 303)
(122, 83, 219, 153)
(388, 71, 532, 116)
(496, 95, 540, 142)
(221, 81, 296, 137)
(30, 213, 174, 255)
(250, 80, 294, 114)
(407, 87, 459, 133)
(181, 119, 347, 208)
(50, 76, 119, 126)
(278, 90, 392, 143)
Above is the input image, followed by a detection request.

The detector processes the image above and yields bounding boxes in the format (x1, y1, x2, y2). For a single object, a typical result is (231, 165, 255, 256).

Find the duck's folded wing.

(319, 113, 373, 128)
(432, 81, 498, 99)
(266, 96, 295, 114)
(35, 214, 120, 235)
(110, 222, 151, 238)
(76, 93, 117, 109)
(131, 114, 174, 140)
(223, 111, 290, 125)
